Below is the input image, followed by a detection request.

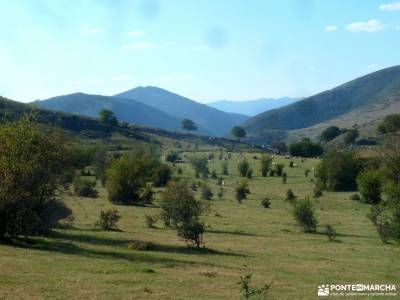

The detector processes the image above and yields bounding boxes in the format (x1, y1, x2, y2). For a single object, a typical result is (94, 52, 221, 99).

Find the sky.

(0, 0, 399, 103)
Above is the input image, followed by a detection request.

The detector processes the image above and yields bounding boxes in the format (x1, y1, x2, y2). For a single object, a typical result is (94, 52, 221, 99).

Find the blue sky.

(0, 0, 399, 103)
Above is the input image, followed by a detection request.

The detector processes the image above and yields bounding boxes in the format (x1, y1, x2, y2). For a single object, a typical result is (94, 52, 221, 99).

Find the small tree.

(160, 181, 205, 247)
(73, 175, 98, 198)
(182, 119, 197, 131)
(356, 169, 383, 204)
(141, 185, 154, 204)
(344, 129, 359, 145)
(260, 155, 272, 177)
(293, 198, 318, 232)
(190, 156, 209, 178)
(221, 160, 229, 175)
(320, 126, 341, 143)
(274, 164, 284, 176)
(153, 164, 172, 187)
(235, 180, 249, 203)
(201, 184, 213, 200)
(286, 189, 296, 203)
(99, 109, 118, 126)
(238, 159, 250, 177)
(261, 196, 271, 208)
(96, 210, 120, 230)
(271, 141, 287, 154)
(377, 114, 400, 134)
(231, 126, 246, 140)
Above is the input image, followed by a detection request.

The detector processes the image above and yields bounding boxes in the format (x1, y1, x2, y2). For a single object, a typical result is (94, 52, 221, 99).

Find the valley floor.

(0, 153, 399, 299)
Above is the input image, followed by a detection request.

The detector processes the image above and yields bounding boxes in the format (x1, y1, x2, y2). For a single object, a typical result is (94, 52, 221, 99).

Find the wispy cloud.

(122, 42, 157, 49)
(111, 75, 132, 81)
(379, 1, 400, 11)
(127, 30, 145, 37)
(346, 20, 384, 32)
(324, 26, 338, 32)
(81, 26, 104, 35)
(160, 73, 192, 81)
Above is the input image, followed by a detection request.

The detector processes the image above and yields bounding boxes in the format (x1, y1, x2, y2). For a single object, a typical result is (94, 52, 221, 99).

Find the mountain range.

(35, 87, 249, 136)
(243, 65, 400, 144)
(207, 97, 301, 116)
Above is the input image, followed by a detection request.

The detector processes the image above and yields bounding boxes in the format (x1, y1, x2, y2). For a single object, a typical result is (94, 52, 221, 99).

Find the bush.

(166, 152, 181, 163)
(246, 169, 253, 179)
(141, 185, 154, 204)
(96, 210, 120, 230)
(286, 189, 296, 203)
(201, 184, 214, 200)
(316, 150, 362, 191)
(235, 180, 249, 203)
(304, 169, 310, 177)
(320, 126, 341, 143)
(128, 240, 155, 251)
(313, 183, 323, 198)
(106, 153, 159, 205)
(221, 161, 229, 175)
(350, 194, 361, 201)
(275, 164, 284, 176)
(0, 116, 72, 239)
(73, 175, 98, 198)
(261, 196, 271, 208)
(211, 170, 218, 179)
(289, 138, 323, 157)
(293, 198, 318, 232)
(260, 155, 272, 177)
(238, 273, 271, 300)
(160, 181, 205, 247)
(282, 172, 287, 184)
(269, 169, 276, 177)
(190, 157, 209, 178)
(145, 215, 158, 228)
(356, 169, 382, 204)
(238, 159, 250, 177)
(153, 164, 172, 187)
(344, 129, 359, 145)
(324, 224, 337, 241)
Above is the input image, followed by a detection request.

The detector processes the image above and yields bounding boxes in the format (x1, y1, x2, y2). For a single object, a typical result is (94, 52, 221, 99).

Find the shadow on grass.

(207, 229, 260, 237)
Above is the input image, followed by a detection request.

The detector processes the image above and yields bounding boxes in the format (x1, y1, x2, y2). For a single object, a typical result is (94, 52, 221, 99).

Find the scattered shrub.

(282, 172, 287, 184)
(235, 180, 249, 203)
(313, 184, 323, 198)
(153, 164, 172, 187)
(221, 161, 229, 175)
(238, 273, 271, 300)
(275, 164, 284, 176)
(269, 169, 276, 177)
(190, 157, 209, 178)
(293, 198, 318, 232)
(73, 175, 98, 198)
(141, 185, 154, 204)
(166, 152, 181, 163)
(211, 170, 218, 179)
(128, 240, 155, 251)
(96, 210, 120, 231)
(324, 224, 337, 241)
(286, 189, 296, 203)
(304, 169, 310, 177)
(238, 159, 250, 177)
(261, 196, 271, 208)
(246, 169, 253, 179)
(350, 194, 361, 201)
(260, 155, 272, 177)
(201, 184, 214, 200)
(356, 169, 383, 204)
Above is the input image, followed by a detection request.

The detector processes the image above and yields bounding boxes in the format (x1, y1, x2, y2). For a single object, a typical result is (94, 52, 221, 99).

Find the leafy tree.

(153, 164, 172, 187)
(166, 152, 181, 163)
(293, 198, 318, 233)
(260, 155, 272, 177)
(231, 126, 246, 140)
(238, 159, 250, 177)
(261, 196, 271, 208)
(289, 138, 323, 158)
(0, 116, 72, 239)
(286, 189, 296, 203)
(95, 210, 120, 231)
(141, 185, 155, 204)
(73, 175, 98, 198)
(320, 126, 341, 143)
(271, 141, 287, 154)
(190, 156, 209, 178)
(316, 150, 362, 191)
(99, 109, 118, 126)
(377, 114, 400, 134)
(201, 184, 213, 200)
(160, 181, 205, 247)
(356, 169, 383, 204)
(344, 129, 359, 145)
(235, 179, 249, 203)
(182, 118, 197, 131)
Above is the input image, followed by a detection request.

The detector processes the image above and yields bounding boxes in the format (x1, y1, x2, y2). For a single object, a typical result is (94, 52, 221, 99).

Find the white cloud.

(127, 30, 145, 37)
(81, 26, 104, 35)
(122, 42, 157, 49)
(379, 2, 400, 11)
(324, 26, 338, 32)
(160, 73, 192, 81)
(111, 75, 132, 81)
(346, 20, 384, 32)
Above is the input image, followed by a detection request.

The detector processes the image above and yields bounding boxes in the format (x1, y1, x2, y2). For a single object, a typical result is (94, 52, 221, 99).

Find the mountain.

(207, 97, 301, 116)
(35, 93, 211, 135)
(115, 86, 249, 136)
(243, 65, 400, 143)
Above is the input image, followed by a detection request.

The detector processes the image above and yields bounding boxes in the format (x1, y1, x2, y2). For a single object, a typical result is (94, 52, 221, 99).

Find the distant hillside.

(115, 86, 249, 136)
(243, 65, 400, 143)
(35, 93, 211, 135)
(207, 97, 301, 116)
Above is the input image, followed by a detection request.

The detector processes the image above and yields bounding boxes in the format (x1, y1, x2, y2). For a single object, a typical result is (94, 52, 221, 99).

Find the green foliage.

(377, 114, 400, 134)
(166, 152, 181, 163)
(96, 210, 120, 231)
(145, 214, 158, 228)
(182, 118, 197, 131)
(324, 225, 337, 241)
(73, 175, 98, 198)
(0, 116, 72, 239)
(238, 273, 271, 300)
(160, 181, 205, 247)
(261, 196, 271, 208)
(221, 160, 229, 175)
(106, 153, 159, 205)
(316, 150, 362, 191)
(286, 189, 296, 203)
(350, 194, 361, 201)
(320, 126, 341, 143)
(211, 170, 218, 179)
(235, 179, 250, 203)
(231, 126, 246, 140)
(260, 155, 272, 177)
(356, 169, 383, 204)
(274, 163, 284, 177)
(282, 172, 287, 184)
(153, 164, 172, 187)
(293, 198, 318, 233)
(190, 156, 209, 178)
(271, 141, 287, 154)
(238, 159, 250, 177)
(201, 184, 213, 200)
(289, 138, 323, 158)
(344, 129, 359, 145)
(141, 185, 154, 204)
(99, 109, 118, 126)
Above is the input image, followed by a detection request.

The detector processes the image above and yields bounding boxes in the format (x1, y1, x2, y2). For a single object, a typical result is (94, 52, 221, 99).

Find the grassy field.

(1, 151, 399, 299)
